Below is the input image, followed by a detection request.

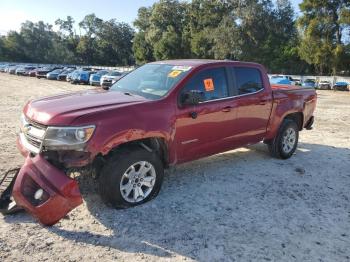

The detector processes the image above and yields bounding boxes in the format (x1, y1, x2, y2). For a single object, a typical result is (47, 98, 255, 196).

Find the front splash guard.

(12, 155, 83, 226)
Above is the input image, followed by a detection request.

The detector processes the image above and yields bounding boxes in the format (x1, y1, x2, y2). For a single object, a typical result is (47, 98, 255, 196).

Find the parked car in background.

(89, 70, 110, 86)
(270, 75, 296, 85)
(66, 70, 78, 82)
(293, 79, 301, 86)
(71, 70, 94, 84)
(16, 66, 36, 76)
(100, 71, 123, 88)
(68, 70, 80, 83)
(112, 72, 127, 84)
(302, 79, 316, 88)
(36, 67, 53, 79)
(57, 68, 75, 81)
(317, 80, 331, 90)
(47, 69, 64, 80)
(270, 76, 292, 85)
(36, 66, 62, 79)
(0, 64, 11, 72)
(9, 66, 20, 74)
(22, 66, 38, 76)
(333, 82, 349, 91)
(28, 67, 42, 77)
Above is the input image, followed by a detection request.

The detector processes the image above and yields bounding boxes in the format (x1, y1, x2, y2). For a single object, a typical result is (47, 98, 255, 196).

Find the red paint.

(12, 155, 82, 226)
(15, 60, 317, 224)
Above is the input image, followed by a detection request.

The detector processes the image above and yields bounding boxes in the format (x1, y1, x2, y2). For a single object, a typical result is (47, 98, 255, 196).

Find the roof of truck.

(149, 59, 262, 68)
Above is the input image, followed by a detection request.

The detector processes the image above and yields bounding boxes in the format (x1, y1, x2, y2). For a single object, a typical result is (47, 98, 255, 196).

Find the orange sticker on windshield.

(204, 78, 214, 91)
(168, 70, 182, 78)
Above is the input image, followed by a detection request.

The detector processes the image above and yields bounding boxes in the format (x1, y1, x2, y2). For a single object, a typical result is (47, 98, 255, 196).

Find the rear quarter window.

(234, 67, 264, 95)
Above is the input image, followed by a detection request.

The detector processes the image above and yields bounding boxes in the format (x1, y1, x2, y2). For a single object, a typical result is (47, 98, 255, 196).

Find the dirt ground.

(0, 73, 349, 262)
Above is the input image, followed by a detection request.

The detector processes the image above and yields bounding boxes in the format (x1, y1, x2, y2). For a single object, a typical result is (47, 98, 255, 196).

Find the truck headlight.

(43, 125, 95, 150)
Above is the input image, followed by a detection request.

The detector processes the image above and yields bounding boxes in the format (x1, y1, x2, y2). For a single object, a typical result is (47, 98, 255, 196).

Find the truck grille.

(26, 135, 42, 148)
(20, 117, 47, 154)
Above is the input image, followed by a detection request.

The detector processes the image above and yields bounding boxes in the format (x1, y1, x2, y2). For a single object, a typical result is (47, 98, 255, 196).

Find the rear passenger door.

(230, 66, 273, 144)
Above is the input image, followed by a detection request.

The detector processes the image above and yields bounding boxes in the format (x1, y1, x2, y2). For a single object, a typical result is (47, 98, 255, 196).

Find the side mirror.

(180, 90, 204, 106)
(102, 85, 110, 90)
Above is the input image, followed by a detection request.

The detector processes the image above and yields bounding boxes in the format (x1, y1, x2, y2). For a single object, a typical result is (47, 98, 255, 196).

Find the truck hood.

(24, 89, 147, 125)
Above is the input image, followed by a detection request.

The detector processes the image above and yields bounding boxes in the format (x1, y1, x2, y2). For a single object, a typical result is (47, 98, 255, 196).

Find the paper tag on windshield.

(204, 78, 214, 91)
(168, 70, 182, 78)
(172, 66, 192, 72)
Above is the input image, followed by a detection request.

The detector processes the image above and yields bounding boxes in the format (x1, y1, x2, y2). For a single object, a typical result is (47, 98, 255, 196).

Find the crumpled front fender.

(12, 155, 82, 226)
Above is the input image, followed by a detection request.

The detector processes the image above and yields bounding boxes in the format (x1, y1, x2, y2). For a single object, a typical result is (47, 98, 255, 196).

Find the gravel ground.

(0, 73, 349, 262)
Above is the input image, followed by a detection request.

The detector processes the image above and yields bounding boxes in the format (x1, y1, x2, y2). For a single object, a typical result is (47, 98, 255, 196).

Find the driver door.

(174, 66, 238, 163)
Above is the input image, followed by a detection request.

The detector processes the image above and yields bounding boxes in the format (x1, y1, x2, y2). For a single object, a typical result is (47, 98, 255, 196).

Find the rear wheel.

(268, 119, 299, 159)
(98, 147, 164, 208)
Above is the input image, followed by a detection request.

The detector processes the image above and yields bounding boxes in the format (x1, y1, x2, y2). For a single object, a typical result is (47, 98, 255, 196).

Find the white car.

(100, 71, 123, 89)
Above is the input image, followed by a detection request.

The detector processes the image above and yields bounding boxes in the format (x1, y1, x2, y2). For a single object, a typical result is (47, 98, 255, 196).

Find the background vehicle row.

(0, 63, 126, 87)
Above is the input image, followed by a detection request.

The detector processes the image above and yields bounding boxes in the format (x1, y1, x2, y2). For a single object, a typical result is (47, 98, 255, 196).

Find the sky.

(0, 0, 303, 35)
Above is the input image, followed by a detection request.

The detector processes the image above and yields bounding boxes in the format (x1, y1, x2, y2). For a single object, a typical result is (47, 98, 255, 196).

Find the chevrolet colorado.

(4, 60, 317, 225)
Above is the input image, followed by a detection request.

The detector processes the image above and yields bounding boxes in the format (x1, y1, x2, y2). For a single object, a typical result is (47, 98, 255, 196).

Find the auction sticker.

(168, 70, 183, 78)
(204, 78, 214, 91)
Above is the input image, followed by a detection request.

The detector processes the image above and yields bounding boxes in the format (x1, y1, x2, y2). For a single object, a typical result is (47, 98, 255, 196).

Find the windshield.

(109, 71, 122, 76)
(97, 70, 109, 75)
(110, 64, 192, 100)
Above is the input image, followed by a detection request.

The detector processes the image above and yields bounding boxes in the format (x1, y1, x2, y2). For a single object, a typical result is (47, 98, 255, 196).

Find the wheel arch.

(101, 137, 170, 168)
(265, 110, 304, 142)
(284, 112, 304, 131)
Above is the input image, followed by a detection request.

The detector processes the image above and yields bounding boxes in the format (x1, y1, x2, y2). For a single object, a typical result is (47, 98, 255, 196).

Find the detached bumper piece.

(12, 155, 83, 226)
(0, 168, 23, 215)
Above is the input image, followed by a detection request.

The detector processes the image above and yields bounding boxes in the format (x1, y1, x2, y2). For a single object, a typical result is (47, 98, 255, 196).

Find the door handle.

(222, 106, 232, 112)
(189, 111, 198, 119)
(259, 99, 268, 105)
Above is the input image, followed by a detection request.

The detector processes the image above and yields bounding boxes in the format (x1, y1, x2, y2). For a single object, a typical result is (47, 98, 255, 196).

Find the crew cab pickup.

(9, 60, 317, 225)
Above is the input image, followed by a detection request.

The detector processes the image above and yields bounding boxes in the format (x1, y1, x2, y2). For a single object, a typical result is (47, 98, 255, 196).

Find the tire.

(267, 119, 299, 159)
(98, 147, 164, 209)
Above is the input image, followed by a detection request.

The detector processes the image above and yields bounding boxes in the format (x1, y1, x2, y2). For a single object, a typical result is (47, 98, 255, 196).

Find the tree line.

(0, 0, 349, 75)
(0, 14, 135, 66)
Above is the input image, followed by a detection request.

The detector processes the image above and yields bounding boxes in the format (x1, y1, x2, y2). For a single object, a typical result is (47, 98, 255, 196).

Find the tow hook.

(0, 168, 23, 215)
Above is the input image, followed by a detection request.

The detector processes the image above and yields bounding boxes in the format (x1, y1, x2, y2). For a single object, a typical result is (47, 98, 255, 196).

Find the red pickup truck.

(5, 60, 317, 225)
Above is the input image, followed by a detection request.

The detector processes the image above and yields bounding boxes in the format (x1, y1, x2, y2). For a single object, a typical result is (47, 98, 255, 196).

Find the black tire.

(98, 147, 164, 209)
(267, 119, 299, 159)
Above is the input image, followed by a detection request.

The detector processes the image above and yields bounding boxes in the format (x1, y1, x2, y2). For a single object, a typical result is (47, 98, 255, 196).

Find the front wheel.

(267, 119, 299, 159)
(98, 147, 164, 209)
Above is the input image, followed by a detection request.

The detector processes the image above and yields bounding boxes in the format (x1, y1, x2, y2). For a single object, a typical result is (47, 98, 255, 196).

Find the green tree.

(77, 14, 103, 64)
(133, 7, 154, 63)
(96, 20, 135, 65)
(298, 0, 350, 74)
(187, 0, 231, 58)
(133, 0, 189, 63)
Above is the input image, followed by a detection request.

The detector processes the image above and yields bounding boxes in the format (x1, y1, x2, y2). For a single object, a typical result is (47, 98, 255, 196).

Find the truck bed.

(267, 84, 317, 136)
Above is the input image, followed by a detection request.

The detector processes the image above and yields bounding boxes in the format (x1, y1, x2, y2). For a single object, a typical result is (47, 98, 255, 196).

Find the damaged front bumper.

(10, 154, 83, 225)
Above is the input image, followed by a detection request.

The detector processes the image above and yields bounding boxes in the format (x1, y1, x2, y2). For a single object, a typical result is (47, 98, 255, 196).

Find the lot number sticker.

(168, 70, 182, 78)
(204, 78, 214, 91)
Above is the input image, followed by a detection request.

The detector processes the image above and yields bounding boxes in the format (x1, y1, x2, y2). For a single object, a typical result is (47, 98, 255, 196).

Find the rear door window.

(182, 67, 229, 101)
(233, 67, 264, 95)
